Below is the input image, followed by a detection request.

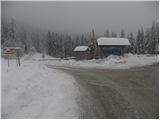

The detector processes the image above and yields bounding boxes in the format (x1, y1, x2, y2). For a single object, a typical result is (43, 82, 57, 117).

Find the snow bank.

(22, 52, 59, 61)
(2, 53, 79, 118)
(47, 53, 159, 69)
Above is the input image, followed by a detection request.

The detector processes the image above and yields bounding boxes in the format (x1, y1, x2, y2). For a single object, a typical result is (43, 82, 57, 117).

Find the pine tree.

(140, 28, 145, 53)
(120, 29, 125, 38)
(105, 29, 110, 37)
(80, 34, 85, 45)
(46, 31, 55, 56)
(136, 27, 145, 54)
(1, 21, 7, 45)
(144, 28, 151, 53)
(136, 29, 141, 54)
(89, 29, 97, 59)
(75, 35, 79, 46)
(5, 18, 17, 47)
(21, 30, 29, 54)
(147, 21, 159, 54)
(128, 32, 136, 54)
(9, 19, 16, 41)
(111, 32, 117, 37)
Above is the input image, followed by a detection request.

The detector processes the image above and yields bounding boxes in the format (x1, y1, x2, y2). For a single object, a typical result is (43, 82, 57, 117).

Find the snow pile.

(47, 53, 158, 69)
(22, 52, 59, 61)
(2, 54, 79, 118)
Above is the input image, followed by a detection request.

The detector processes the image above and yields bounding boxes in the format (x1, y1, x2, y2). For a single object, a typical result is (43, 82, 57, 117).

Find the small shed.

(73, 46, 89, 60)
(97, 37, 130, 57)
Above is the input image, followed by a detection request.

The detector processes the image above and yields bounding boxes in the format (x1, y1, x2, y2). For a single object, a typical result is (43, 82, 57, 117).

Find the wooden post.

(121, 47, 124, 56)
(123, 47, 125, 56)
(42, 51, 45, 61)
(16, 56, 18, 66)
(100, 47, 103, 58)
(17, 49, 21, 66)
(121, 47, 123, 56)
(7, 55, 10, 67)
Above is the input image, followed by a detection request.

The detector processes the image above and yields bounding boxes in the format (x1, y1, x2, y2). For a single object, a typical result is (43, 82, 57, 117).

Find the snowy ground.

(2, 53, 79, 118)
(46, 53, 159, 69)
(1, 52, 159, 118)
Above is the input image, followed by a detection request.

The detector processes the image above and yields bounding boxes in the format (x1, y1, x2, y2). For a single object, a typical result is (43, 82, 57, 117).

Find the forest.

(1, 18, 159, 58)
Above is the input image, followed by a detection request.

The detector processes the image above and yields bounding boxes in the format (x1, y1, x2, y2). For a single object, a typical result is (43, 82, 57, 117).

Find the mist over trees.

(1, 18, 159, 58)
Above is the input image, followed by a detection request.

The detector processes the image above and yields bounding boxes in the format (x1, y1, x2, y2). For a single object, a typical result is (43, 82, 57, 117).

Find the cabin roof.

(74, 46, 88, 52)
(97, 37, 130, 46)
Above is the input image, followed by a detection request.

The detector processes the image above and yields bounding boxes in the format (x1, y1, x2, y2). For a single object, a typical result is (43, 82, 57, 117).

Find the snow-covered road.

(49, 64, 159, 118)
(2, 53, 79, 118)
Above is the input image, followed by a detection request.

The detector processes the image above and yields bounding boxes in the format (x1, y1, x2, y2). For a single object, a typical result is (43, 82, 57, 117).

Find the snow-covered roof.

(74, 46, 88, 52)
(4, 47, 21, 49)
(97, 37, 130, 46)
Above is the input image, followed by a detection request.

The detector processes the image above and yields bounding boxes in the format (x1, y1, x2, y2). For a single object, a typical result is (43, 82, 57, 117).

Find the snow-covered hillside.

(47, 53, 159, 69)
(2, 53, 79, 118)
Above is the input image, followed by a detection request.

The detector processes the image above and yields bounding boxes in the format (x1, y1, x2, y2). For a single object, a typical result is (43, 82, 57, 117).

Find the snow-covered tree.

(1, 21, 8, 45)
(128, 32, 136, 54)
(104, 29, 110, 37)
(111, 32, 117, 37)
(9, 19, 16, 41)
(144, 28, 151, 53)
(120, 29, 125, 38)
(20, 30, 29, 54)
(46, 32, 55, 56)
(136, 28, 145, 54)
(148, 21, 159, 54)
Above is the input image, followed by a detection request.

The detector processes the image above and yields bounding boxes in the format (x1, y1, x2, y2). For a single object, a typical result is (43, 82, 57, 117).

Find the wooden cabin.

(73, 46, 89, 60)
(97, 37, 130, 58)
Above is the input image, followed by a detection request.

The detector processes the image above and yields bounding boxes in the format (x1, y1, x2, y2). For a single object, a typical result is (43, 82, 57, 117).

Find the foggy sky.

(2, 1, 159, 35)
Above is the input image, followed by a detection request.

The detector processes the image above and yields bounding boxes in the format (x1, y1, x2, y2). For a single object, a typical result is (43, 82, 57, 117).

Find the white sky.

(2, 1, 159, 35)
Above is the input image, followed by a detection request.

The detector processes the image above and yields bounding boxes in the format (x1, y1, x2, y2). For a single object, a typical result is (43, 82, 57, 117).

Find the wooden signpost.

(4, 47, 21, 67)
(4, 48, 14, 67)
